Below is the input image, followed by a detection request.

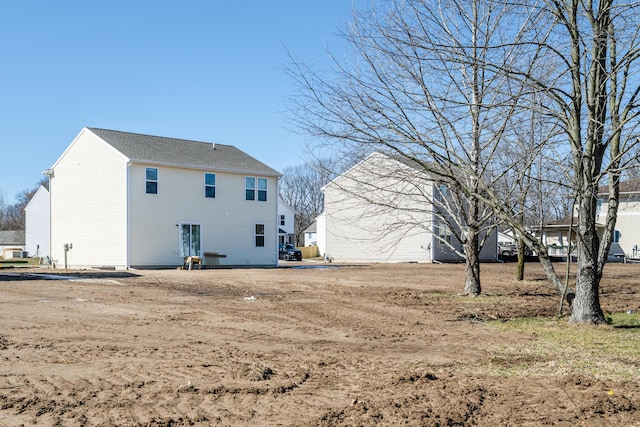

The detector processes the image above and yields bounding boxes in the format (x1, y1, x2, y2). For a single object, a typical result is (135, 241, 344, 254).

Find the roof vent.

(211, 143, 216, 150)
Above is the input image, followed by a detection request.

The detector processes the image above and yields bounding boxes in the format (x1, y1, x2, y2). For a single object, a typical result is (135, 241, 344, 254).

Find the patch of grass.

(607, 311, 640, 328)
(475, 313, 640, 380)
(0, 257, 41, 267)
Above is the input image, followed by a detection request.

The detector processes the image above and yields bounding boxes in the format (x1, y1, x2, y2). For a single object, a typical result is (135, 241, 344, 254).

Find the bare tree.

(469, 0, 640, 322)
(0, 193, 4, 231)
(288, 0, 544, 295)
(511, 0, 640, 323)
(289, 0, 640, 321)
(280, 159, 337, 246)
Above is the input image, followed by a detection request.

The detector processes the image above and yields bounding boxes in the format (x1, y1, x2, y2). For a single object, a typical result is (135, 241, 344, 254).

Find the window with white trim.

(257, 178, 267, 201)
(246, 177, 267, 201)
(146, 168, 158, 194)
(246, 177, 255, 200)
(205, 173, 216, 198)
(255, 224, 265, 247)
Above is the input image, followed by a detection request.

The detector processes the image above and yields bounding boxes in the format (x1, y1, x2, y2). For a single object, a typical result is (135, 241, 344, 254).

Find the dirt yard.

(0, 262, 638, 426)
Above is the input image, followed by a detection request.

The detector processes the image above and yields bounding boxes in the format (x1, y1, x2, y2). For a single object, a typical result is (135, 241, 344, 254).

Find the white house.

(303, 221, 317, 247)
(25, 185, 50, 260)
(277, 198, 295, 245)
(599, 179, 640, 259)
(0, 230, 25, 259)
(45, 127, 281, 269)
(542, 179, 640, 261)
(317, 152, 497, 263)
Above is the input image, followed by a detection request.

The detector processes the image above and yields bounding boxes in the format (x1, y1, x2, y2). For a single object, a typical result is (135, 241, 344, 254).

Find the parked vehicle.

(498, 242, 517, 257)
(279, 244, 302, 261)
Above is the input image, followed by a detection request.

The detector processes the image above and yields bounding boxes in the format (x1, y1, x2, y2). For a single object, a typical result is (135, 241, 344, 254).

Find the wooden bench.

(204, 252, 227, 268)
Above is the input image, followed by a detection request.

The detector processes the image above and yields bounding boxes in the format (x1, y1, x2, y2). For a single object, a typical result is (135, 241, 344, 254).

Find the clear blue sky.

(0, 1, 359, 204)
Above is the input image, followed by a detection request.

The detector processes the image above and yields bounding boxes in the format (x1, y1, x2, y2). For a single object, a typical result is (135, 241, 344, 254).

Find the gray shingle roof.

(0, 230, 25, 245)
(88, 128, 281, 176)
(598, 178, 640, 195)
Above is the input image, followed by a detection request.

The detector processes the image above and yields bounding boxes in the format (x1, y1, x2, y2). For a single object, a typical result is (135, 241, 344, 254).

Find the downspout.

(276, 175, 281, 267)
(126, 161, 132, 269)
(42, 168, 54, 268)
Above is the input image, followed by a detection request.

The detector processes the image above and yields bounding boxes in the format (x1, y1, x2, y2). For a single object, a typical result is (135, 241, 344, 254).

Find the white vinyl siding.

(323, 154, 435, 263)
(50, 129, 128, 268)
(128, 166, 278, 267)
(49, 128, 279, 269)
(24, 186, 50, 259)
(321, 153, 497, 263)
(600, 196, 640, 257)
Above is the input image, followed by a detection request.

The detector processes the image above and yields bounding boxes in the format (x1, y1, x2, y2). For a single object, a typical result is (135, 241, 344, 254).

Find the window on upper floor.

(246, 177, 255, 200)
(257, 178, 267, 201)
(246, 177, 268, 201)
(255, 223, 265, 247)
(280, 215, 285, 226)
(205, 173, 216, 198)
(146, 168, 158, 194)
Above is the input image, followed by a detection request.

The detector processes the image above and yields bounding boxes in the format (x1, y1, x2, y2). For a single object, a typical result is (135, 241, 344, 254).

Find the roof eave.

(127, 159, 281, 177)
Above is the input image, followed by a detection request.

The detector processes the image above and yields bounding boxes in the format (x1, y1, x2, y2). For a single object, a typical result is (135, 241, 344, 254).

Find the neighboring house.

(0, 230, 26, 259)
(599, 179, 640, 259)
(277, 198, 295, 245)
(44, 127, 281, 269)
(317, 152, 497, 263)
(303, 221, 317, 247)
(541, 217, 583, 259)
(543, 179, 640, 261)
(25, 185, 50, 259)
(541, 216, 625, 261)
(498, 230, 515, 246)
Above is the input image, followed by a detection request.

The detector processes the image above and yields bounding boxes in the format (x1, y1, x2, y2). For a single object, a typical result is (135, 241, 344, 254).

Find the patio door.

(180, 223, 201, 257)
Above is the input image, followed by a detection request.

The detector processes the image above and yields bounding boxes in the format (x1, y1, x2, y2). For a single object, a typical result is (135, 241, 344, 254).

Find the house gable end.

(50, 127, 130, 170)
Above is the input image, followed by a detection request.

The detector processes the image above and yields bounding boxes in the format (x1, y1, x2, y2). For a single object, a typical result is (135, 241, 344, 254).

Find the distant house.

(303, 221, 317, 247)
(25, 185, 50, 259)
(277, 198, 295, 245)
(600, 179, 640, 259)
(542, 179, 640, 261)
(0, 230, 26, 259)
(316, 152, 497, 263)
(44, 127, 281, 269)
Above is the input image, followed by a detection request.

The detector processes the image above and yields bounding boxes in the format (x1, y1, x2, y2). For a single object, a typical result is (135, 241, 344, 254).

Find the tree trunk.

(515, 237, 525, 281)
(570, 197, 606, 323)
(463, 229, 481, 296)
(528, 238, 574, 306)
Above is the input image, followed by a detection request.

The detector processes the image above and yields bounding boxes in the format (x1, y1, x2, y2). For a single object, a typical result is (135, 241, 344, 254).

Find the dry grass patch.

(478, 312, 640, 379)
